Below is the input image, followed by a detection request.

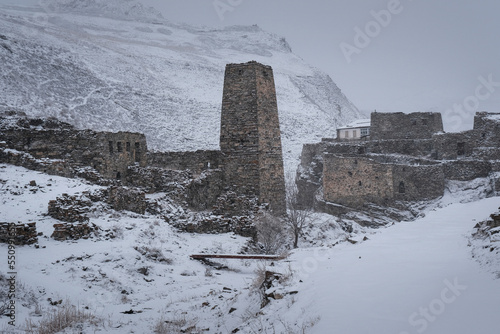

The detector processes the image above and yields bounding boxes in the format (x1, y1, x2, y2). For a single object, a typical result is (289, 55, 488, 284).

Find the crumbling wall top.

(370, 112, 443, 140)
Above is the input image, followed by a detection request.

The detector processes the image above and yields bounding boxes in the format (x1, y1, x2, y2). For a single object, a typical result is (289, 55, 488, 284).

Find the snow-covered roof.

(337, 118, 371, 130)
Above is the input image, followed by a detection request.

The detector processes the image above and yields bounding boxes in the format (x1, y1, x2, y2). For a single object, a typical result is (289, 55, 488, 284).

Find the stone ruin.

(297, 111, 500, 216)
(220, 61, 286, 215)
(0, 61, 287, 241)
(0, 222, 38, 245)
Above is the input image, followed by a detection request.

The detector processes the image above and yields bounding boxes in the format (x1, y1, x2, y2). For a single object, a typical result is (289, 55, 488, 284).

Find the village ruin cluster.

(1, 61, 500, 243)
(298, 111, 500, 214)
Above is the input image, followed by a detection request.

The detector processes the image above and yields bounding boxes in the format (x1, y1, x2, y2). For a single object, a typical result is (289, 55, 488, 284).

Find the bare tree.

(255, 211, 287, 255)
(286, 173, 313, 248)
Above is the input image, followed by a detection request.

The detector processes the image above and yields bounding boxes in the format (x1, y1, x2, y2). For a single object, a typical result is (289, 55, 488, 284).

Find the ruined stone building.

(220, 61, 286, 215)
(297, 111, 500, 214)
(0, 61, 286, 216)
(0, 116, 148, 180)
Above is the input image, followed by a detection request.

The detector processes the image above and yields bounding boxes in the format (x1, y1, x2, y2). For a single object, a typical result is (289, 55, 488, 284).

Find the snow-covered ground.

(275, 198, 500, 334)
(1, 164, 499, 333)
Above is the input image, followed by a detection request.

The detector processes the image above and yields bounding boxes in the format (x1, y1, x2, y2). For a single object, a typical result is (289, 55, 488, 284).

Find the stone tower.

(220, 61, 286, 215)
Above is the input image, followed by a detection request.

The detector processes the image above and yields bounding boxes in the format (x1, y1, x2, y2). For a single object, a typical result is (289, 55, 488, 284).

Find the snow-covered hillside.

(1, 164, 499, 333)
(0, 0, 360, 172)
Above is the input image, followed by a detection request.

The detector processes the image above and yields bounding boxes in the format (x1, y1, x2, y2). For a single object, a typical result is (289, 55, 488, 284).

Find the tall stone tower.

(220, 61, 286, 215)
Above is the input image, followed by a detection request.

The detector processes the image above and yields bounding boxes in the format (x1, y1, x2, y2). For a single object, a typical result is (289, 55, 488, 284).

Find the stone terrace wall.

(443, 160, 491, 181)
(370, 112, 443, 140)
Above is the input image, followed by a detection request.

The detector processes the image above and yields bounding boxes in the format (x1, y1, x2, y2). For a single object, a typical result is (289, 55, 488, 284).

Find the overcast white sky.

(2, 0, 500, 130)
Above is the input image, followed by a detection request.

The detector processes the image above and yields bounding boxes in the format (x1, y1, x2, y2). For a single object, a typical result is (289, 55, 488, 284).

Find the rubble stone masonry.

(220, 61, 286, 215)
(299, 111, 500, 211)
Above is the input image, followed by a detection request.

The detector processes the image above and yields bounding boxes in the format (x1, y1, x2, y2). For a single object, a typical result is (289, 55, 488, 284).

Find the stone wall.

(48, 187, 147, 224)
(322, 154, 444, 207)
(220, 61, 286, 215)
(370, 112, 443, 140)
(433, 131, 478, 160)
(473, 112, 500, 146)
(51, 222, 98, 241)
(324, 139, 436, 158)
(443, 160, 491, 181)
(323, 155, 394, 207)
(107, 186, 147, 214)
(173, 216, 256, 239)
(392, 163, 444, 201)
(295, 142, 325, 207)
(125, 165, 192, 194)
(48, 193, 92, 223)
(0, 222, 38, 245)
(186, 169, 224, 210)
(148, 150, 223, 175)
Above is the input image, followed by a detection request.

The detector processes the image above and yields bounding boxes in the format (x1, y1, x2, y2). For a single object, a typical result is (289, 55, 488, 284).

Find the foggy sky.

(2, 0, 500, 131)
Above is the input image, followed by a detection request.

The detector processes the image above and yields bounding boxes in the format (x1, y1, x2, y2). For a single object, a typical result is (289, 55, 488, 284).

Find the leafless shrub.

(255, 212, 287, 255)
(154, 314, 199, 334)
(25, 302, 100, 334)
(251, 263, 268, 291)
(286, 173, 314, 248)
(134, 246, 173, 264)
(110, 224, 124, 239)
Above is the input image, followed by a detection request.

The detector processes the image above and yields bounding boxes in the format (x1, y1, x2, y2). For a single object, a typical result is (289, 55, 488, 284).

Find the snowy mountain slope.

(0, 0, 360, 173)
